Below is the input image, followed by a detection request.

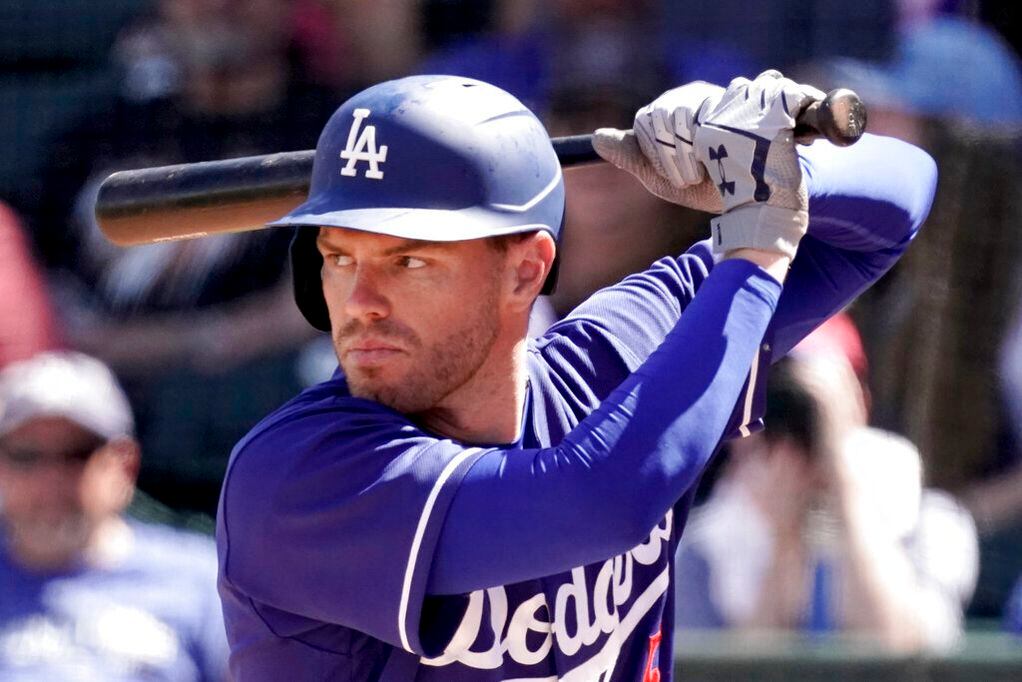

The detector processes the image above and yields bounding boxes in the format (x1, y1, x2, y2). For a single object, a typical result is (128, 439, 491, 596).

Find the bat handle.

(555, 87, 867, 168)
(794, 88, 867, 147)
(552, 134, 601, 166)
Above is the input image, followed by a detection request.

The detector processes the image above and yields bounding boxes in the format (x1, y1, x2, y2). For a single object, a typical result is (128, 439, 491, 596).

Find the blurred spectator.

(1007, 576, 1022, 634)
(289, 0, 422, 91)
(35, 0, 341, 270)
(418, 0, 666, 123)
(960, 299, 1022, 536)
(336, 0, 422, 86)
(799, 2, 1022, 622)
(662, 0, 895, 87)
(808, 1, 1022, 148)
(0, 351, 226, 680)
(978, 0, 1020, 59)
(0, 202, 62, 368)
(545, 154, 705, 316)
(676, 317, 979, 653)
(30, 0, 346, 513)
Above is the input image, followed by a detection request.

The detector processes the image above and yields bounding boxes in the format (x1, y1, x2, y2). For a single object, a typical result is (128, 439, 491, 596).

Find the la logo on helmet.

(340, 108, 388, 180)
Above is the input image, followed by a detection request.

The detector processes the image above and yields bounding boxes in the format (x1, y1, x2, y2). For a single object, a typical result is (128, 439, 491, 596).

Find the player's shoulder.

(221, 373, 419, 495)
(232, 373, 412, 449)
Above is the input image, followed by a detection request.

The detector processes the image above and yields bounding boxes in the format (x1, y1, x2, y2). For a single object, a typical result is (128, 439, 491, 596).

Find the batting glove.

(591, 81, 725, 215)
(593, 70, 826, 258)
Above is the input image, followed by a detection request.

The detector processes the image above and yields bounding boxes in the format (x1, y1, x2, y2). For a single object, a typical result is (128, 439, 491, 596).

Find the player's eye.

(330, 254, 354, 267)
(398, 256, 426, 269)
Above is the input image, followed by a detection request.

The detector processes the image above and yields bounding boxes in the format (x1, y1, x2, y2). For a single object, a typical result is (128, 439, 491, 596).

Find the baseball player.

(216, 72, 936, 680)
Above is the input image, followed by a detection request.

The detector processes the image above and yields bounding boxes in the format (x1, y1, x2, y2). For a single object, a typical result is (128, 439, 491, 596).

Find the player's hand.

(591, 80, 725, 215)
(633, 80, 722, 189)
(594, 70, 825, 258)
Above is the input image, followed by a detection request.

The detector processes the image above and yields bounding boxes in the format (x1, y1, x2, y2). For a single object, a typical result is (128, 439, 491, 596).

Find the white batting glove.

(594, 70, 826, 258)
(592, 81, 725, 215)
(697, 71, 823, 257)
(633, 80, 722, 188)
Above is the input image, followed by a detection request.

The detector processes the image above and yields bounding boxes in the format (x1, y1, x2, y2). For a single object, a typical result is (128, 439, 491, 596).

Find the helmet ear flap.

(289, 227, 331, 332)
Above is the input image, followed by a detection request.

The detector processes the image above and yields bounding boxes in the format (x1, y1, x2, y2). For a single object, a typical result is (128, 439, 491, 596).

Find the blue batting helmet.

(270, 75, 566, 331)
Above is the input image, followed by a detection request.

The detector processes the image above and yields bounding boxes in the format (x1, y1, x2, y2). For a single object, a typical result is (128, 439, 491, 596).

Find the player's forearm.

(428, 260, 780, 594)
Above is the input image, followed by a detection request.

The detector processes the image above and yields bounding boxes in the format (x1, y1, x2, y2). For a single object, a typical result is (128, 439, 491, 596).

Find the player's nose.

(343, 266, 390, 321)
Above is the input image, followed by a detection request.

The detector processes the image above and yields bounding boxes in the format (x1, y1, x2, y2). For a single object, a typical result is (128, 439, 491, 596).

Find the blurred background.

(0, 0, 1020, 679)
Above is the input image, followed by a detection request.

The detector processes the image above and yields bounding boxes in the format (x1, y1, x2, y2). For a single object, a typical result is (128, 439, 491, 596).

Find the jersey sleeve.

(219, 259, 781, 656)
(219, 401, 491, 657)
(767, 133, 938, 358)
(538, 241, 769, 438)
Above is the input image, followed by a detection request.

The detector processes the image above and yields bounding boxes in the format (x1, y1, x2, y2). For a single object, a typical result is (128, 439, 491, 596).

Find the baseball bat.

(96, 89, 865, 247)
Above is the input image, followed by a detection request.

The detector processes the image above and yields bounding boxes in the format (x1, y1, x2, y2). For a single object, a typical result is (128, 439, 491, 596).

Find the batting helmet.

(269, 75, 566, 331)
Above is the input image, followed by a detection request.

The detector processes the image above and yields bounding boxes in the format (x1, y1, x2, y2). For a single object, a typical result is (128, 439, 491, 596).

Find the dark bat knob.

(794, 88, 868, 147)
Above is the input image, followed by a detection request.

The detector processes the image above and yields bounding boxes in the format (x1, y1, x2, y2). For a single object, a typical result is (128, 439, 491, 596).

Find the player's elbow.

(838, 136, 939, 252)
(865, 137, 939, 251)
(902, 143, 939, 240)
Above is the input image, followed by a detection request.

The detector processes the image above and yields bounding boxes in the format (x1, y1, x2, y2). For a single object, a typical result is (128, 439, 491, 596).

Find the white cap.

(0, 351, 134, 441)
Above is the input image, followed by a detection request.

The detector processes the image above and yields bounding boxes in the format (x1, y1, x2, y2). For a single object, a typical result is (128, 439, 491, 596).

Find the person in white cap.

(0, 351, 227, 680)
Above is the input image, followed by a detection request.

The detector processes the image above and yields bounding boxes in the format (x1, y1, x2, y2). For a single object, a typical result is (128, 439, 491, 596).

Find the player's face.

(317, 227, 509, 414)
(0, 417, 137, 570)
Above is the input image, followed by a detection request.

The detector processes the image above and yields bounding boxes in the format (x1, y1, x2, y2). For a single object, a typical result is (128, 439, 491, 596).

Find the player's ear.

(506, 232, 555, 308)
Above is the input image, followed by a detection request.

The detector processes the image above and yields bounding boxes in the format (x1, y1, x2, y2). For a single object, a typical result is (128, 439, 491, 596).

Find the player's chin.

(349, 383, 428, 413)
(345, 369, 404, 405)
(344, 368, 444, 413)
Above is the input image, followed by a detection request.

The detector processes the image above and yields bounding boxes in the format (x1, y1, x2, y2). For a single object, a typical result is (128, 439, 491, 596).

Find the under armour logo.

(340, 108, 388, 180)
(707, 144, 735, 196)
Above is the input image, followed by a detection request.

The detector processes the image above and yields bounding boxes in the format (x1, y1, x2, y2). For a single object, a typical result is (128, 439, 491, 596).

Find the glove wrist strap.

(709, 204, 808, 259)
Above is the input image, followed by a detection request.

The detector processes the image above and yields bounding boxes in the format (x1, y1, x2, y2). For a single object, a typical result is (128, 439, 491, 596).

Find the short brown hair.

(487, 232, 533, 254)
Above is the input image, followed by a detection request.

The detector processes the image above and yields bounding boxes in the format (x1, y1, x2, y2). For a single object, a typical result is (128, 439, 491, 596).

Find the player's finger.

(634, 109, 686, 188)
(592, 128, 649, 173)
(670, 109, 706, 184)
(650, 107, 688, 187)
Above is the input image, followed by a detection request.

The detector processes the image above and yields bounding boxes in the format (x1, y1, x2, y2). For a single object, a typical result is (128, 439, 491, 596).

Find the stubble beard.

(338, 288, 502, 415)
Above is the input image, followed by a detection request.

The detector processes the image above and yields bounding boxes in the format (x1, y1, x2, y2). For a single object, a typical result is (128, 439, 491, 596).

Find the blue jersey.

(0, 520, 228, 681)
(217, 135, 936, 681)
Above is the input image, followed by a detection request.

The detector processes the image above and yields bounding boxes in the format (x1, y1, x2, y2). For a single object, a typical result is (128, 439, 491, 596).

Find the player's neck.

(414, 332, 529, 446)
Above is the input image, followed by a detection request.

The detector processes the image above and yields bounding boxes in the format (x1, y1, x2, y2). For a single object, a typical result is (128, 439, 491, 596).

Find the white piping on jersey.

(491, 167, 562, 213)
(398, 447, 483, 652)
(737, 346, 763, 438)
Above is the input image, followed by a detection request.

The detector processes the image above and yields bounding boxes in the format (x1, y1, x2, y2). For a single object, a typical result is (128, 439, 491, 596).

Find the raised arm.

(768, 133, 937, 358)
